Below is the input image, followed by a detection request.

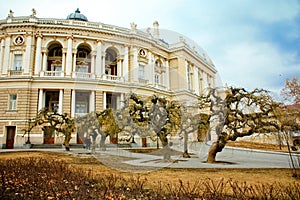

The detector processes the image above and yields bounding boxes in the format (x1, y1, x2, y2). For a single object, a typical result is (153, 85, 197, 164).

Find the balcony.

(40, 71, 64, 77)
(8, 69, 23, 76)
(102, 74, 123, 82)
(138, 78, 149, 85)
(72, 72, 95, 79)
(154, 84, 167, 90)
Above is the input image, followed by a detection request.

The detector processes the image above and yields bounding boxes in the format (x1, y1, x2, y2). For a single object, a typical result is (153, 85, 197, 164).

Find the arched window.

(47, 43, 63, 71)
(105, 48, 118, 76)
(154, 59, 164, 86)
(76, 45, 91, 73)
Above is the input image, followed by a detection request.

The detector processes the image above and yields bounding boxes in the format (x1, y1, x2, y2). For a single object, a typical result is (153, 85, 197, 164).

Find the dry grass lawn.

(0, 149, 299, 188)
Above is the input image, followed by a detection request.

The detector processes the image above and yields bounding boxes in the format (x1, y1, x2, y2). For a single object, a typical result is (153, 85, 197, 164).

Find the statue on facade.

(31, 8, 36, 17)
(8, 10, 14, 18)
(130, 22, 137, 29)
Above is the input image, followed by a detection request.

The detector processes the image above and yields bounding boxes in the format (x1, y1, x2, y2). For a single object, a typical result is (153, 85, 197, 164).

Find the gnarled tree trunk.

(100, 134, 106, 151)
(206, 141, 226, 163)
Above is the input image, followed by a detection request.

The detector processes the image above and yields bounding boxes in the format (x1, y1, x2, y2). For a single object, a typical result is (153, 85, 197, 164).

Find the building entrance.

(6, 126, 16, 149)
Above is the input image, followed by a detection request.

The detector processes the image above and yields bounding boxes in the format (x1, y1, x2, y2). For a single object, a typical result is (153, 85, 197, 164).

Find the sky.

(0, 0, 299, 98)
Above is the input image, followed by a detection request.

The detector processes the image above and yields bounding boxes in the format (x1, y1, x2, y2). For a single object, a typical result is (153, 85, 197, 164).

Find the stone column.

(103, 91, 107, 109)
(71, 90, 76, 117)
(123, 46, 129, 81)
(72, 52, 76, 74)
(66, 37, 73, 76)
(34, 35, 42, 75)
(117, 57, 122, 77)
(58, 89, 63, 114)
(42, 52, 48, 73)
(62, 50, 66, 74)
(193, 67, 199, 95)
(133, 47, 138, 82)
(2, 35, 11, 74)
(38, 89, 44, 111)
(91, 53, 95, 76)
(89, 91, 95, 112)
(165, 60, 170, 90)
(102, 54, 106, 76)
(96, 40, 102, 78)
(24, 34, 32, 74)
(185, 60, 189, 90)
(120, 93, 125, 108)
(0, 38, 4, 74)
(147, 53, 154, 84)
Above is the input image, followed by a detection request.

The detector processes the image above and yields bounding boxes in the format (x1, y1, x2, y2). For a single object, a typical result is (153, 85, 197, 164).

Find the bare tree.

(281, 77, 300, 104)
(76, 108, 120, 151)
(199, 87, 279, 163)
(119, 93, 181, 159)
(23, 108, 75, 151)
(177, 106, 199, 158)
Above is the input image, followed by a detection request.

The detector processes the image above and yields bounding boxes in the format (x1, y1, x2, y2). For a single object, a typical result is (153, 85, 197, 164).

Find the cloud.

(216, 41, 299, 91)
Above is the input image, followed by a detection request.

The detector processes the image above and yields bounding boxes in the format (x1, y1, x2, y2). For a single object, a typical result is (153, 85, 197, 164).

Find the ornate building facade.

(0, 9, 217, 148)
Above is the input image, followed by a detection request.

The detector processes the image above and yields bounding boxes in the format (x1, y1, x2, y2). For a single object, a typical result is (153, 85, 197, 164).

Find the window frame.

(8, 94, 17, 111)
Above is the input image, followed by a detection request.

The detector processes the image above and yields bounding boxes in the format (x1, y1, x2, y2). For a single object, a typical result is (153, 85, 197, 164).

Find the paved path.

(1, 143, 299, 171)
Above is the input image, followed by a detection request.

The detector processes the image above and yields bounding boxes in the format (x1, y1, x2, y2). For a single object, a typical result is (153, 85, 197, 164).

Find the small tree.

(23, 108, 75, 151)
(177, 106, 199, 158)
(199, 87, 279, 163)
(120, 93, 181, 159)
(281, 77, 300, 104)
(76, 108, 120, 151)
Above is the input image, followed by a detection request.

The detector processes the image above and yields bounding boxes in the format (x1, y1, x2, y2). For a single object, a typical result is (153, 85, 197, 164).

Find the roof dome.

(67, 8, 88, 21)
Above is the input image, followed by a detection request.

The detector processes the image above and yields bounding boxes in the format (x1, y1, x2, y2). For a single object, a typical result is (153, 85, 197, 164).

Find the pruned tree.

(177, 106, 200, 158)
(75, 108, 120, 151)
(199, 87, 279, 163)
(118, 93, 181, 159)
(281, 77, 300, 104)
(23, 108, 75, 151)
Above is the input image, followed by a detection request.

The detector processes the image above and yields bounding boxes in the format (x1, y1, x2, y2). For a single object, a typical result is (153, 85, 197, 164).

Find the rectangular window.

(138, 65, 145, 79)
(13, 54, 22, 71)
(8, 94, 17, 110)
(75, 102, 87, 114)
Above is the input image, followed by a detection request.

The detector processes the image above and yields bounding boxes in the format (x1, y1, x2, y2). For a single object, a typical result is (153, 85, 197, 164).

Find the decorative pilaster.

(96, 40, 102, 77)
(66, 36, 73, 76)
(147, 52, 154, 84)
(34, 35, 42, 75)
(133, 47, 138, 82)
(2, 35, 11, 74)
(0, 38, 5, 74)
(123, 46, 129, 81)
(165, 60, 170, 90)
(24, 34, 33, 74)
(193, 67, 199, 95)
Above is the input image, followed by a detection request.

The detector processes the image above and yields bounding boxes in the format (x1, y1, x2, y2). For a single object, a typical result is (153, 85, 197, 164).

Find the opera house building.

(0, 9, 216, 148)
